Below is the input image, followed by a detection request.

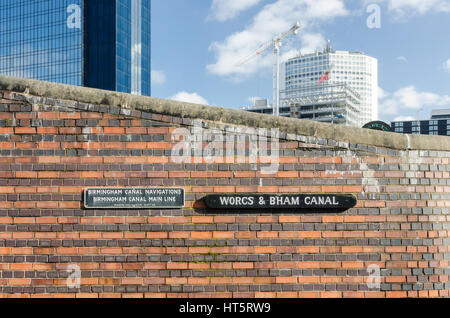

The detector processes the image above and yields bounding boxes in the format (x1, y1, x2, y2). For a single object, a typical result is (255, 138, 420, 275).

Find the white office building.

(282, 42, 378, 127)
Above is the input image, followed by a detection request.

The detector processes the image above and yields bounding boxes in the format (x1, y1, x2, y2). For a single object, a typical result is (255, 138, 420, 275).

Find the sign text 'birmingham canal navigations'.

(204, 194, 357, 211)
(84, 188, 185, 209)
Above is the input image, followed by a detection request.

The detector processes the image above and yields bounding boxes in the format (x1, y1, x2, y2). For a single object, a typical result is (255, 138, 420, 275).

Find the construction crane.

(237, 22, 301, 117)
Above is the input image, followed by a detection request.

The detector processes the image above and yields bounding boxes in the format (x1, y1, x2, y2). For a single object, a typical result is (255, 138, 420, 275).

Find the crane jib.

(235, 22, 302, 118)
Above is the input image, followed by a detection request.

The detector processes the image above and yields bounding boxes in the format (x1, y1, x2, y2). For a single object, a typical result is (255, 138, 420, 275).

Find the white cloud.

(443, 59, 450, 73)
(396, 56, 407, 62)
(378, 87, 388, 100)
(379, 85, 450, 118)
(207, 0, 348, 80)
(380, 0, 450, 19)
(298, 33, 326, 55)
(170, 91, 209, 105)
(208, 0, 262, 22)
(394, 115, 416, 121)
(151, 70, 166, 85)
(364, 0, 450, 20)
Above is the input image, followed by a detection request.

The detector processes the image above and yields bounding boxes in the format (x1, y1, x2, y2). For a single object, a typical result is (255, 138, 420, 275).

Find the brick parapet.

(0, 79, 449, 298)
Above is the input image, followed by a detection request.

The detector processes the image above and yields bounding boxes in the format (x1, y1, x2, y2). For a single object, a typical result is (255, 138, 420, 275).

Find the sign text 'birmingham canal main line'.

(84, 188, 185, 209)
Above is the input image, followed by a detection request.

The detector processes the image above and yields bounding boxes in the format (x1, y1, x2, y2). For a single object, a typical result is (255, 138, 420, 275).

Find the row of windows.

(286, 79, 371, 88)
(0, 1, 80, 19)
(2, 69, 81, 86)
(287, 73, 371, 81)
(0, 60, 81, 72)
(1, 38, 81, 51)
(287, 61, 371, 69)
(0, 43, 81, 55)
(394, 129, 450, 136)
(0, 0, 80, 11)
(395, 126, 450, 131)
(287, 68, 373, 76)
(1, 63, 81, 74)
(0, 11, 77, 27)
(393, 120, 450, 127)
(0, 24, 80, 38)
(1, 41, 81, 50)
(287, 54, 368, 64)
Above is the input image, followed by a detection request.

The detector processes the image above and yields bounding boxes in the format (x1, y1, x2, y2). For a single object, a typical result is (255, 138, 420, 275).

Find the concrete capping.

(1, 75, 449, 151)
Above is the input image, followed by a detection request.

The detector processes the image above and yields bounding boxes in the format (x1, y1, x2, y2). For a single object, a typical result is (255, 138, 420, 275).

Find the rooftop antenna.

(326, 40, 332, 53)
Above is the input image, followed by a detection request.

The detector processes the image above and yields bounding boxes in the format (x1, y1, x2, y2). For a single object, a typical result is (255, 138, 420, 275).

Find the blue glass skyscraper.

(0, 0, 151, 96)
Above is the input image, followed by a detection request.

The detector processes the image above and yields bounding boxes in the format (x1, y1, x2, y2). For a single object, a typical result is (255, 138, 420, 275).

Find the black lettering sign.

(203, 194, 356, 212)
(362, 121, 391, 132)
(84, 188, 185, 209)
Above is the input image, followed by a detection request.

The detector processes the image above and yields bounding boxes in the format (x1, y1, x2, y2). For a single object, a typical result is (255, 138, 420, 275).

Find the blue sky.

(151, 0, 450, 123)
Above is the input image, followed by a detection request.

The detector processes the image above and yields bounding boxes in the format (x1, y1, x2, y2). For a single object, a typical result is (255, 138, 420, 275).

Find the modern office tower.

(282, 42, 378, 127)
(0, 0, 151, 96)
(391, 109, 450, 136)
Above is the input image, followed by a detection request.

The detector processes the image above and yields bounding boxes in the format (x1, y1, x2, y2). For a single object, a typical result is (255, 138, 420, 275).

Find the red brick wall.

(0, 90, 449, 298)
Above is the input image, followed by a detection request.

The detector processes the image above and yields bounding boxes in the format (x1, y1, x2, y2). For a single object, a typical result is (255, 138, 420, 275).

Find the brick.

(104, 127, 125, 134)
(0, 142, 14, 149)
(192, 216, 213, 223)
(38, 171, 59, 179)
(81, 171, 103, 178)
(37, 127, 58, 134)
(36, 201, 58, 209)
(147, 127, 170, 134)
(279, 216, 300, 223)
(0, 187, 15, 194)
(169, 171, 190, 178)
(234, 171, 255, 178)
(277, 171, 298, 178)
(342, 185, 363, 193)
(15, 127, 36, 134)
(59, 202, 80, 209)
(0, 128, 13, 133)
(236, 186, 258, 193)
(126, 127, 147, 134)
(213, 186, 235, 193)
(190, 232, 212, 239)
(0, 112, 14, 119)
(320, 292, 342, 298)
(386, 291, 407, 298)
(38, 112, 59, 119)
(322, 185, 342, 192)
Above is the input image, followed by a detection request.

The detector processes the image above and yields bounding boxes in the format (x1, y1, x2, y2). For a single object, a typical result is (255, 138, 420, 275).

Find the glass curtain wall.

(0, 0, 83, 86)
(0, 0, 151, 96)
